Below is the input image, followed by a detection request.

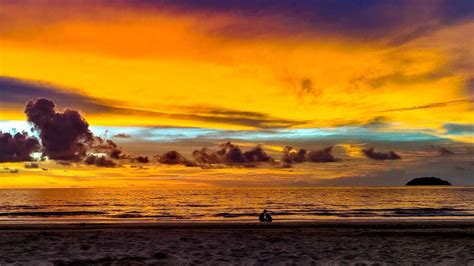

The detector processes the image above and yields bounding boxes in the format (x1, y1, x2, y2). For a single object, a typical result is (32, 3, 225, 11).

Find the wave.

(3, 207, 471, 219)
(178, 204, 217, 208)
(353, 207, 466, 212)
(303, 207, 474, 217)
(213, 212, 259, 218)
(110, 213, 204, 219)
(0, 211, 107, 217)
(111, 213, 146, 218)
(383, 208, 474, 217)
(210, 207, 474, 219)
(3, 205, 44, 210)
(62, 204, 100, 207)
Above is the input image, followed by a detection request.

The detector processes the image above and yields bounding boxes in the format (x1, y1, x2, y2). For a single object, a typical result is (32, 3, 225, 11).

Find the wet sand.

(0, 221, 473, 265)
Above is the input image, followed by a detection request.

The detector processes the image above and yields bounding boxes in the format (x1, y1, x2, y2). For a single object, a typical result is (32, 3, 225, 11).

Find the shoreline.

(1, 219, 474, 230)
(1, 220, 473, 264)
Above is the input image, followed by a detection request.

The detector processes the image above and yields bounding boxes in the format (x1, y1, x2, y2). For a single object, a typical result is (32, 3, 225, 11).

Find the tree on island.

(406, 177, 452, 186)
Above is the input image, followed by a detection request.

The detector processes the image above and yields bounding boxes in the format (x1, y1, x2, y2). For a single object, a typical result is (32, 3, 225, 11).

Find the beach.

(1, 221, 473, 265)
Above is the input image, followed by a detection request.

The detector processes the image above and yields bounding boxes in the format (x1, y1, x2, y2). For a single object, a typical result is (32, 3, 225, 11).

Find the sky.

(0, 0, 473, 188)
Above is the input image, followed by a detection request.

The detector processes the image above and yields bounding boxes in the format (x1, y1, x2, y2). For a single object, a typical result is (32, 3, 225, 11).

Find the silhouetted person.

(259, 209, 273, 222)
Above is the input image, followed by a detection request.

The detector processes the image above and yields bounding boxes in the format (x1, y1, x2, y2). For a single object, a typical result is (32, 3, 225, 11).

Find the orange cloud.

(0, 1, 472, 141)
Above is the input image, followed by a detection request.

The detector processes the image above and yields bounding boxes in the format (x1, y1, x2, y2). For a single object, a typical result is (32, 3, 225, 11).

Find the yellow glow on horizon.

(0, 159, 403, 189)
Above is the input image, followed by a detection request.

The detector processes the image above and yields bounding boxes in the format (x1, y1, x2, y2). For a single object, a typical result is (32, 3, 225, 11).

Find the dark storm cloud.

(157, 150, 184, 164)
(84, 155, 117, 167)
(281, 146, 337, 163)
(25, 98, 95, 160)
(157, 151, 196, 166)
(192, 148, 221, 164)
(135, 156, 150, 163)
(216, 142, 246, 164)
(192, 142, 274, 165)
(0, 131, 40, 162)
(2, 76, 305, 129)
(281, 146, 307, 164)
(109, 149, 123, 159)
(362, 147, 401, 160)
(121, 0, 474, 42)
(91, 138, 125, 159)
(243, 145, 274, 163)
(306, 146, 337, 162)
(88, 136, 130, 162)
(93, 138, 118, 150)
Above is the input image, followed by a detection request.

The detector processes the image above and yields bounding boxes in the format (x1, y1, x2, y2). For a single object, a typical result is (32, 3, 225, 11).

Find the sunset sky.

(1, 0, 473, 188)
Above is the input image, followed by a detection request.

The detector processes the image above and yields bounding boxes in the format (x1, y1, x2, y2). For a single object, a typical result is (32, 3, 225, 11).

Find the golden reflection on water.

(0, 187, 473, 222)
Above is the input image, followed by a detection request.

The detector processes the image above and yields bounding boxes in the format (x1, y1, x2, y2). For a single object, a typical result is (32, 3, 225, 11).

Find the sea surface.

(0, 187, 473, 223)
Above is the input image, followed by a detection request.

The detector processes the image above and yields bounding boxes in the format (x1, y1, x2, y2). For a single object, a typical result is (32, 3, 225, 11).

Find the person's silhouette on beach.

(259, 209, 273, 222)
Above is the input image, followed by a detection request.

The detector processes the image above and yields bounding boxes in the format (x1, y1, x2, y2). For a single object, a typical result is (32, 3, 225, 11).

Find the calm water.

(0, 187, 473, 223)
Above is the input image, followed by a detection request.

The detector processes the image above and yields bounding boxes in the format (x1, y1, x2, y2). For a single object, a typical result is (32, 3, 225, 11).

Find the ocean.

(0, 187, 473, 223)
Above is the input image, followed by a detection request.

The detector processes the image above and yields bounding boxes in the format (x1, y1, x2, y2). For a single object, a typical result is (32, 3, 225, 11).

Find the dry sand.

(0, 221, 473, 265)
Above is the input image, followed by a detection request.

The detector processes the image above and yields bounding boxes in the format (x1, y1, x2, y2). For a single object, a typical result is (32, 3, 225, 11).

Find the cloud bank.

(25, 98, 94, 160)
(192, 142, 273, 165)
(362, 147, 401, 160)
(84, 155, 117, 167)
(0, 132, 40, 162)
(282, 146, 337, 164)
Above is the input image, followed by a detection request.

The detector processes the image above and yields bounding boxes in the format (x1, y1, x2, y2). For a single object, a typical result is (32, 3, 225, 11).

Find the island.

(406, 177, 452, 186)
